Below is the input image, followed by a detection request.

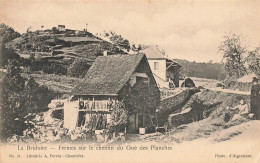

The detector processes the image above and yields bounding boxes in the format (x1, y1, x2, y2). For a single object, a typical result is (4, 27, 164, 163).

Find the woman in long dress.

(250, 77, 260, 120)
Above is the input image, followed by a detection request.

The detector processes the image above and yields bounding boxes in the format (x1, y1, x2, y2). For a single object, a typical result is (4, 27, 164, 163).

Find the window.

(143, 77, 149, 85)
(136, 77, 149, 86)
(154, 62, 159, 70)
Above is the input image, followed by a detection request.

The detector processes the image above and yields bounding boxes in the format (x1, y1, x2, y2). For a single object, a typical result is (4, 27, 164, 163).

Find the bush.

(0, 43, 21, 68)
(0, 60, 55, 140)
(67, 59, 91, 78)
(110, 102, 129, 132)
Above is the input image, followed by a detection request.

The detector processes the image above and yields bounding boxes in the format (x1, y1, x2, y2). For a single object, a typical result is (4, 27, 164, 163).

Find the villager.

(84, 100, 89, 109)
(232, 98, 250, 115)
(169, 79, 175, 89)
(96, 114, 103, 130)
(230, 98, 251, 121)
(250, 77, 260, 120)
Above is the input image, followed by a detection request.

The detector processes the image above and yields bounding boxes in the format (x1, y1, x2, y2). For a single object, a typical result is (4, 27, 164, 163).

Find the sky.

(1, 0, 260, 62)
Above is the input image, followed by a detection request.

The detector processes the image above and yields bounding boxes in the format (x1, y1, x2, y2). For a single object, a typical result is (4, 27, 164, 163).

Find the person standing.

(250, 77, 260, 120)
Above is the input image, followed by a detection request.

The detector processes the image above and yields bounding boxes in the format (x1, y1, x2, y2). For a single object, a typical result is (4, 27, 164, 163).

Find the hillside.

(174, 59, 226, 80)
(3, 26, 126, 77)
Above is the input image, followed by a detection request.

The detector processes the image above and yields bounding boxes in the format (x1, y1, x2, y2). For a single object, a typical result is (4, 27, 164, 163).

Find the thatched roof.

(71, 54, 146, 95)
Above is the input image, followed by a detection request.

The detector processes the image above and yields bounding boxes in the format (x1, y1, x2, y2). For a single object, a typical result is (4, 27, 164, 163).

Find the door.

(138, 115, 144, 128)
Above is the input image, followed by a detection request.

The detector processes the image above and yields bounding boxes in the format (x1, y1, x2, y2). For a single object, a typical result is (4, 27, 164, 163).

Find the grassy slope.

(143, 89, 253, 143)
(23, 73, 82, 94)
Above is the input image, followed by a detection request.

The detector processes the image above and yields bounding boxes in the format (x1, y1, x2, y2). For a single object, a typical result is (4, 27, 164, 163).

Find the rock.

(46, 129, 56, 141)
(96, 134, 105, 143)
(43, 111, 55, 124)
(34, 115, 43, 122)
(248, 113, 254, 119)
(48, 100, 64, 109)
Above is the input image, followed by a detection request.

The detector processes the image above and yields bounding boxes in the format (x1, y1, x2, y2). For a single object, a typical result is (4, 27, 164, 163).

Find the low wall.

(157, 88, 200, 126)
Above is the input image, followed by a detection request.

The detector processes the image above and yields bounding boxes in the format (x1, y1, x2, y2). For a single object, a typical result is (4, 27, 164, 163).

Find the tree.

(67, 59, 91, 78)
(246, 46, 260, 77)
(0, 42, 21, 68)
(0, 23, 21, 43)
(218, 34, 248, 78)
(0, 60, 27, 139)
(0, 60, 54, 140)
(109, 31, 130, 51)
(51, 27, 59, 34)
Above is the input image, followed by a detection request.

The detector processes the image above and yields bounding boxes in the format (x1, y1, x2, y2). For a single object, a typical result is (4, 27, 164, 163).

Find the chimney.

(103, 50, 108, 56)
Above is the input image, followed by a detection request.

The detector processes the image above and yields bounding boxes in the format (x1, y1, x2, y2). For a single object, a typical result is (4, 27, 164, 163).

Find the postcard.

(0, 1, 260, 163)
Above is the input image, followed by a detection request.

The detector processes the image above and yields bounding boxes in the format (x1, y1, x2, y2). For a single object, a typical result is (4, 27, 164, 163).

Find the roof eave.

(147, 58, 167, 60)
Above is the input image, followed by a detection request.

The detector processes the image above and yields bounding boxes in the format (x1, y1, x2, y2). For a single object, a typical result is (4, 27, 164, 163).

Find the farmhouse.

(140, 46, 181, 88)
(64, 53, 160, 133)
(58, 25, 66, 32)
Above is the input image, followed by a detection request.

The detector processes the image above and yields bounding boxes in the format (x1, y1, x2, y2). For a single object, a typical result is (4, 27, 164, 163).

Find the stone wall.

(157, 88, 200, 126)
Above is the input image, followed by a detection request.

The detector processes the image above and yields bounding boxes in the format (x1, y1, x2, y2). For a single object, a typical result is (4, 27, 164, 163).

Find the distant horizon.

(1, 1, 260, 63)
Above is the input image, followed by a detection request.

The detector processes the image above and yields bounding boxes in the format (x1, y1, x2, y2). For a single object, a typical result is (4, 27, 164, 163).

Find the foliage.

(23, 77, 55, 113)
(28, 58, 67, 75)
(245, 46, 260, 77)
(42, 63, 67, 75)
(110, 102, 129, 132)
(121, 80, 160, 115)
(108, 31, 130, 51)
(0, 42, 21, 68)
(0, 60, 27, 139)
(173, 59, 226, 80)
(67, 58, 91, 78)
(131, 44, 142, 53)
(0, 23, 21, 43)
(0, 60, 55, 140)
(51, 27, 59, 34)
(27, 33, 52, 52)
(218, 34, 248, 78)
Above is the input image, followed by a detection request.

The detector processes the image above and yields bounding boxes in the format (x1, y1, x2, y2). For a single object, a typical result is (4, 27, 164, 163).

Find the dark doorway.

(77, 111, 86, 127)
(138, 115, 144, 128)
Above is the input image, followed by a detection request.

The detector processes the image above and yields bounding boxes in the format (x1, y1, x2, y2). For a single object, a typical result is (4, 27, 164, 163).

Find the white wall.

(64, 100, 79, 131)
(148, 59, 166, 81)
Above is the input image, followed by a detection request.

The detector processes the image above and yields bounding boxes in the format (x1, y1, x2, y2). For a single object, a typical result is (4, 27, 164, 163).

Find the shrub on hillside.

(67, 59, 91, 78)
(0, 43, 21, 68)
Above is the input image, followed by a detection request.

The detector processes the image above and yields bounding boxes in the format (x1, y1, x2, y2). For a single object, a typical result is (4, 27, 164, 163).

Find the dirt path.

(208, 87, 250, 95)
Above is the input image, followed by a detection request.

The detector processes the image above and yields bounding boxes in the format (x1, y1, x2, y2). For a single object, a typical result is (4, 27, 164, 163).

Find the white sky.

(1, 1, 260, 62)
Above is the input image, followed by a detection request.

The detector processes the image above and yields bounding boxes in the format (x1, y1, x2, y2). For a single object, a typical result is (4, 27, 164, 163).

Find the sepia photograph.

(0, 0, 260, 162)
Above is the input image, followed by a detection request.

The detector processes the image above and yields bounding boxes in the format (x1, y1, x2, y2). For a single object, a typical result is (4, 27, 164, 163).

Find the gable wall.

(147, 59, 166, 80)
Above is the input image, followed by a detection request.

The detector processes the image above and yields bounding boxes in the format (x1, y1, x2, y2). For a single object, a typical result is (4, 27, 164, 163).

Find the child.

(230, 98, 251, 121)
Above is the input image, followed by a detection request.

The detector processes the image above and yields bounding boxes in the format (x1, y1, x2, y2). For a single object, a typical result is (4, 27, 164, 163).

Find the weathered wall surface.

(157, 88, 200, 126)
